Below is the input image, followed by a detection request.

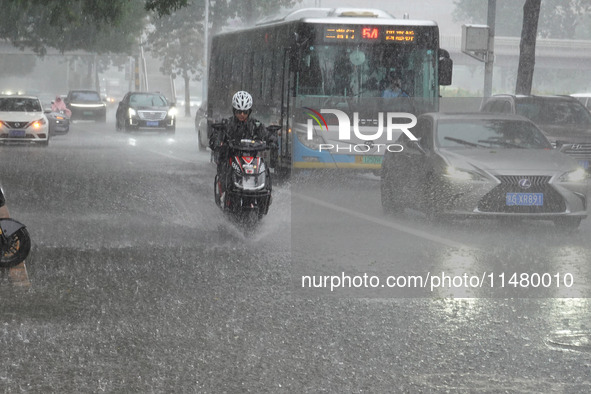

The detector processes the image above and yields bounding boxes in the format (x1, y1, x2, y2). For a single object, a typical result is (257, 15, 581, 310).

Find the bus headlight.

(297, 131, 326, 151)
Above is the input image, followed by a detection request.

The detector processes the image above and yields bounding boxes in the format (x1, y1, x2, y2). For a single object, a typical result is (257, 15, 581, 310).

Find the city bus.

(205, 7, 452, 178)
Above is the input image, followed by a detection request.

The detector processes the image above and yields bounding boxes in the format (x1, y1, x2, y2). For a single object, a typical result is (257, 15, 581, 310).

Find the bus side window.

(242, 53, 253, 93)
(252, 55, 263, 100)
(263, 50, 273, 101)
(298, 50, 322, 95)
(272, 49, 282, 102)
(231, 57, 242, 92)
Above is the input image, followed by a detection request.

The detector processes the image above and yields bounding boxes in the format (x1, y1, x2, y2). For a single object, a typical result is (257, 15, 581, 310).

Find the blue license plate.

(578, 160, 589, 169)
(506, 193, 544, 206)
(9, 129, 25, 137)
(146, 121, 159, 127)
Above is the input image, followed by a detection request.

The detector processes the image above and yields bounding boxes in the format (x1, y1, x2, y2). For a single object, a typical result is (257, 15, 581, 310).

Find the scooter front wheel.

(214, 175, 221, 208)
(0, 227, 31, 268)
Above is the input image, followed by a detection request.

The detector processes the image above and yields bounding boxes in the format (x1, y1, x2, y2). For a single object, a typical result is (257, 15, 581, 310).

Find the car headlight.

(444, 166, 481, 181)
(168, 107, 177, 117)
(128, 108, 137, 117)
(559, 167, 587, 182)
(31, 118, 47, 128)
(297, 130, 327, 150)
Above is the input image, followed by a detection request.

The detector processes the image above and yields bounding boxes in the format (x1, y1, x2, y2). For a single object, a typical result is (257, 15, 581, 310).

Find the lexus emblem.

(518, 178, 532, 189)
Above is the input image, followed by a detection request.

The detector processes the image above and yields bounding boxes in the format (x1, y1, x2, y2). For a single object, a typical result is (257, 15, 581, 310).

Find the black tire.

(422, 180, 442, 222)
(214, 175, 221, 207)
(0, 227, 31, 268)
(380, 169, 405, 214)
(553, 217, 582, 230)
(115, 116, 122, 131)
(124, 121, 135, 132)
(197, 128, 207, 151)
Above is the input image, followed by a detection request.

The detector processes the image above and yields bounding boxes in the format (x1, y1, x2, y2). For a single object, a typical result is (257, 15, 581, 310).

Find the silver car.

(381, 113, 588, 229)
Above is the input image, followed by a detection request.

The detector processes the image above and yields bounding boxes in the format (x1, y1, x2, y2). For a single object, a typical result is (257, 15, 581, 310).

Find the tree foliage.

(0, 0, 147, 55)
(145, 0, 300, 115)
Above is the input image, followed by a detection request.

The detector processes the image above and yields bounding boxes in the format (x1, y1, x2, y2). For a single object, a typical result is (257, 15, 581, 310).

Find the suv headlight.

(168, 107, 177, 117)
(128, 108, 137, 117)
(559, 167, 587, 182)
(444, 166, 486, 181)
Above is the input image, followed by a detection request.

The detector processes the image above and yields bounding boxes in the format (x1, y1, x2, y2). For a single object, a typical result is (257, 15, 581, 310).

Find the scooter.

(0, 218, 31, 268)
(44, 108, 70, 135)
(212, 124, 279, 226)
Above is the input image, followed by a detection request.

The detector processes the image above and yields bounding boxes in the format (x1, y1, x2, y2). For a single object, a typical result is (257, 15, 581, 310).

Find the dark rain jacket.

(222, 115, 267, 144)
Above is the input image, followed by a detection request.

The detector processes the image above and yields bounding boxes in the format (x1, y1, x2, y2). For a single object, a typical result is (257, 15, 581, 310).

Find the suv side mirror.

(438, 49, 453, 86)
(407, 139, 427, 155)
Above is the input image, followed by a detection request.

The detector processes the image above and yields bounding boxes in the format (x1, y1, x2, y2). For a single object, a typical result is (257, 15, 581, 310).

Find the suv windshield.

(129, 94, 168, 107)
(437, 119, 552, 150)
(70, 91, 101, 101)
(515, 98, 591, 126)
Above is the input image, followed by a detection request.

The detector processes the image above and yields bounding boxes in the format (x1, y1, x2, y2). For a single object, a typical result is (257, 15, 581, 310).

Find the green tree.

(0, 0, 146, 55)
(146, 1, 205, 117)
(146, 0, 300, 116)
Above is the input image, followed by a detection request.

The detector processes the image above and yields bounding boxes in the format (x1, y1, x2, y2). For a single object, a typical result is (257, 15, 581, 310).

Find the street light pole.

(202, 0, 209, 102)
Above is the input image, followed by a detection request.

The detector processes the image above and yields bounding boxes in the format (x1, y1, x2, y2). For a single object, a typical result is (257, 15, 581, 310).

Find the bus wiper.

(477, 139, 525, 148)
(444, 136, 485, 148)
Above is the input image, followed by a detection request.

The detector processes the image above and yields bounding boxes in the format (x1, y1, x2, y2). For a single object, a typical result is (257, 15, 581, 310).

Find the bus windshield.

(295, 43, 437, 103)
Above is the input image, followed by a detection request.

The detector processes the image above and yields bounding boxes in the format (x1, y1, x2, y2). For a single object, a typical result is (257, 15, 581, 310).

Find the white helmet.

(232, 91, 253, 111)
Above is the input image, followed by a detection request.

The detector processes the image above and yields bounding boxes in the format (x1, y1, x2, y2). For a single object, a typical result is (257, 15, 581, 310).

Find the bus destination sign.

(323, 26, 416, 43)
(324, 27, 356, 41)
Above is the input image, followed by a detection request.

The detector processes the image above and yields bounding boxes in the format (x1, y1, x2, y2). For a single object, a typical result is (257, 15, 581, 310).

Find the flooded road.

(1, 117, 591, 392)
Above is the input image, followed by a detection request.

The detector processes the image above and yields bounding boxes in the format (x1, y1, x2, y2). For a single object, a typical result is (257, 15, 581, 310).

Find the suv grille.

(478, 175, 566, 213)
(138, 111, 166, 121)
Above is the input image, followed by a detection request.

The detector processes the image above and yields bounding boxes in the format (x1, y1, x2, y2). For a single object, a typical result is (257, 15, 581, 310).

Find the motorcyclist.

(211, 91, 276, 196)
(51, 95, 72, 118)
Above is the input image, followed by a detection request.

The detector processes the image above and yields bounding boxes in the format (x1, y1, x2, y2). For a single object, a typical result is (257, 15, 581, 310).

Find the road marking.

(293, 192, 474, 250)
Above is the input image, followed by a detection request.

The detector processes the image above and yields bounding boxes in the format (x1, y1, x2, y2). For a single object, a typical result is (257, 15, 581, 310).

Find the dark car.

(381, 113, 588, 229)
(65, 89, 107, 122)
(481, 94, 591, 171)
(44, 109, 70, 135)
(115, 92, 176, 134)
